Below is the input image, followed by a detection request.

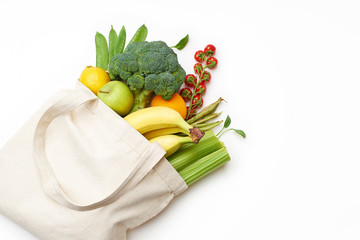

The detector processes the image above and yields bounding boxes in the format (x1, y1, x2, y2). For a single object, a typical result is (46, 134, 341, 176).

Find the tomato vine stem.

(186, 55, 211, 120)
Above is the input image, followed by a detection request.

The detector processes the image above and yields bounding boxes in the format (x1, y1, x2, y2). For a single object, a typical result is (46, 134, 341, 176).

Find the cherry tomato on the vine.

(204, 44, 216, 56)
(194, 63, 203, 75)
(186, 106, 196, 119)
(185, 74, 197, 87)
(195, 82, 207, 95)
(206, 57, 218, 69)
(179, 87, 193, 101)
(194, 50, 205, 62)
(201, 71, 211, 83)
(192, 94, 203, 108)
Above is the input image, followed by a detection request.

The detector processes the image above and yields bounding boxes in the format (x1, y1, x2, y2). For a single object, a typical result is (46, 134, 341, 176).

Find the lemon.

(79, 66, 111, 95)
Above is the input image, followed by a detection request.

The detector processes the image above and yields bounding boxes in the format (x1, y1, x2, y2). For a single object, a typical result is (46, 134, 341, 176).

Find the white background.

(1, 0, 360, 239)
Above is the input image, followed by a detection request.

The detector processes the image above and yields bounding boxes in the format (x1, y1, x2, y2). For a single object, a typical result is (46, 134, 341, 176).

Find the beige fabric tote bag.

(0, 82, 187, 240)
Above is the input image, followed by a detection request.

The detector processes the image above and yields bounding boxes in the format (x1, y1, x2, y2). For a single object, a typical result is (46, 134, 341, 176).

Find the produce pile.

(79, 25, 245, 186)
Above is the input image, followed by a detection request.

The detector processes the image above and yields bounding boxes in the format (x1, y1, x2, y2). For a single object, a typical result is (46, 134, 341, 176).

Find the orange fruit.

(79, 66, 110, 95)
(150, 93, 187, 119)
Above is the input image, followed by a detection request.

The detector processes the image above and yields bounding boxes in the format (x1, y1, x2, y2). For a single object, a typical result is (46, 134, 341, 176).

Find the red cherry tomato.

(206, 57, 218, 69)
(194, 63, 203, 75)
(194, 50, 205, 62)
(192, 94, 203, 108)
(179, 87, 193, 101)
(204, 44, 216, 56)
(201, 71, 211, 83)
(186, 106, 196, 119)
(195, 82, 207, 95)
(185, 74, 197, 87)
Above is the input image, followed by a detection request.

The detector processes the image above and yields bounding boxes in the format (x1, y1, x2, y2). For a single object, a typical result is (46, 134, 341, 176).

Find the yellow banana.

(124, 106, 190, 133)
(149, 135, 193, 158)
(143, 127, 187, 140)
(124, 106, 205, 143)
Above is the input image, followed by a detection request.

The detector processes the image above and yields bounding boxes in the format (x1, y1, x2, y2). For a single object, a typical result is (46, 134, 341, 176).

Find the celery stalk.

(178, 148, 230, 186)
(168, 131, 224, 171)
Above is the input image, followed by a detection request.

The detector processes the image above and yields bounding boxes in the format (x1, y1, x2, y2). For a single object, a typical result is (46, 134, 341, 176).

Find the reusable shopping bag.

(0, 82, 187, 240)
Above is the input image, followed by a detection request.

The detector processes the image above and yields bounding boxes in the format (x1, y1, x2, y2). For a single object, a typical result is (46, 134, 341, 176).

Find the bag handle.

(33, 89, 165, 211)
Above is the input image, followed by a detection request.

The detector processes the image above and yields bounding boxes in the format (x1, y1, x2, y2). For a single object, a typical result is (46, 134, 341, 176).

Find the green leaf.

(172, 34, 189, 50)
(234, 129, 246, 138)
(224, 115, 231, 128)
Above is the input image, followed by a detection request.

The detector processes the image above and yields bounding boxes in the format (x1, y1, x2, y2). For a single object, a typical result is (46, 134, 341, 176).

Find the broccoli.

(109, 41, 186, 113)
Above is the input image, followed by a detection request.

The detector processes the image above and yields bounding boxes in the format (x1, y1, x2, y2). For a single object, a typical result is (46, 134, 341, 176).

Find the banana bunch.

(124, 106, 205, 157)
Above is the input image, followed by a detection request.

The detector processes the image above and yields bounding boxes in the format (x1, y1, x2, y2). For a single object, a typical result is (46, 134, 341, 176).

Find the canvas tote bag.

(0, 81, 187, 240)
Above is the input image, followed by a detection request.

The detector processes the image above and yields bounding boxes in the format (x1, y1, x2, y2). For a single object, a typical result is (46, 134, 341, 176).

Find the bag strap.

(33, 89, 165, 211)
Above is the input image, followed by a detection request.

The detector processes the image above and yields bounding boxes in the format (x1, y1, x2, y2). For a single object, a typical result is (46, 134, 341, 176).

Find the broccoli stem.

(128, 89, 153, 114)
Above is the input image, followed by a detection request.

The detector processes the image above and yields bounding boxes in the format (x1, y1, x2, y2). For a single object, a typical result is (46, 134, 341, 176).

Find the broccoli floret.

(144, 72, 185, 100)
(127, 73, 145, 90)
(172, 67, 187, 90)
(109, 52, 139, 80)
(138, 52, 167, 74)
(109, 41, 186, 113)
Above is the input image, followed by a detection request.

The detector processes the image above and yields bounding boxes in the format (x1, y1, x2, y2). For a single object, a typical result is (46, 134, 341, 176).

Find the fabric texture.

(0, 82, 187, 240)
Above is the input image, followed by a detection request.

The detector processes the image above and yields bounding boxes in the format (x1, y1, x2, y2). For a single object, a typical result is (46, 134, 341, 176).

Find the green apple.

(97, 81, 134, 116)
